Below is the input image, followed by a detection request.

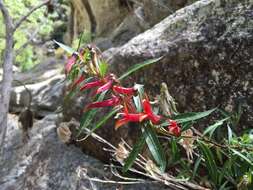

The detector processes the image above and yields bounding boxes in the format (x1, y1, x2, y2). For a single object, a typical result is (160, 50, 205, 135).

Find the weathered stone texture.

(0, 114, 166, 190)
(104, 0, 253, 129)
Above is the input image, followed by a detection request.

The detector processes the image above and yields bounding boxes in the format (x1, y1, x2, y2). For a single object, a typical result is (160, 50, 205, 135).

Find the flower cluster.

(65, 45, 181, 136)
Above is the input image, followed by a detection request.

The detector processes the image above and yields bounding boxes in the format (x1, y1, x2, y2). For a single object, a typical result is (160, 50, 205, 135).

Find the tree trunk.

(0, 0, 14, 157)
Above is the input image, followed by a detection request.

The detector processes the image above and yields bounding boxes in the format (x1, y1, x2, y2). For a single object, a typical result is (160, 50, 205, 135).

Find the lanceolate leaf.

(91, 107, 122, 133)
(64, 77, 94, 104)
(198, 141, 218, 184)
(118, 57, 163, 81)
(231, 149, 253, 166)
(77, 31, 85, 51)
(192, 156, 202, 179)
(171, 137, 179, 161)
(123, 134, 146, 173)
(181, 122, 193, 132)
(203, 117, 229, 138)
(227, 125, 233, 144)
(54, 40, 75, 55)
(78, 91, 107, 135)
(99, 61, 109, 77)
(173, 108, 216, 124)
(142, 124, 166, 172)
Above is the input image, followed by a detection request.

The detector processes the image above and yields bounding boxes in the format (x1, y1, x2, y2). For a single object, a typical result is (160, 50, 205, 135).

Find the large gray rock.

(104, 0, 253, 128)
(0, 114, 166, 190)
(141, 0, 196, 26)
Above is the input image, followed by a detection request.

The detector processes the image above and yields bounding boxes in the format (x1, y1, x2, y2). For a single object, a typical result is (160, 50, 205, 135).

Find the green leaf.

(76, 31, 85, 51)
(216, 147, 223, 165)
(219, 181, 229, 190)
(64, 77, 93, 104)
(123, 134, 146, 172)
(142, 124, 166, 172)
(159, 121, 169, 127)
(54, 40, 75, 55)
(64, 88, 78, 103)
(99, 61, 109, 77)
(181, 122, 193, 132)
(118, 57, 163, 81)
(231, 149, 253, 166)
(83, 106, 122, 140)
(227, 125, 233, 144)
(203, 117, 229, 138)
(78, 91, 107, 135)
(198, 141, 218, 184)
(192, 156, 202, 179)
(171, 137, 179, 161)
(173, 108, 216, 124)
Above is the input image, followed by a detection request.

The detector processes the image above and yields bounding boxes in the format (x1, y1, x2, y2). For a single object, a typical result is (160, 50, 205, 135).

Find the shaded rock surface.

(0, 114, 166, 190)
(67, 0, 197, 49)
(104, 0, 253, 129)
(10, 58, 65, 117)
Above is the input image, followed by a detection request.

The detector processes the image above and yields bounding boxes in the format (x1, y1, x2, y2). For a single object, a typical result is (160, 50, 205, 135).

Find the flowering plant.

(56, 41, 218, 172)
(56, 41, 253, 189)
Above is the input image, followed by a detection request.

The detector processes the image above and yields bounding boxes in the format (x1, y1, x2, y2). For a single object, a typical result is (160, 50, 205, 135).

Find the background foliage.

(0, 0, 68, 71)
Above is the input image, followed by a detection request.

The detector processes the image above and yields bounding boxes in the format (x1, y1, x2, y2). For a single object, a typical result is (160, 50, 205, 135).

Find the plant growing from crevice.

(58, 41, 253, 189)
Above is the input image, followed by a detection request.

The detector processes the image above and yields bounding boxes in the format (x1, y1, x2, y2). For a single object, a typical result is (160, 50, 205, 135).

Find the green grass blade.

(171, 137, 179, 161)
(173, 108, 216, 124)
(77, 31, 85, 51)
(99, 61, 109, 77)
(227, 125, 233, 144)
(118, 57, 163, 81)
(54, 40, 75, 55)
(192, 156, 202, 179)
(198, 141, 218, 184)
(203, 117, 229, 138)
(181, 122, 193, 132)
(142, 124, 166, 172)
(231, 149, 253, 166)
(123, 134, 146, 172)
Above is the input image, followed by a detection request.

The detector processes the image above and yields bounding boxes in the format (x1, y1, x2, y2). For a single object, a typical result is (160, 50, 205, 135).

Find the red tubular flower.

(113, 85, 135, 96)
(142, 99, 162, 124)
(115, 113, 148, 129)
(65, 53, 78, 73)
(167, 119, 181, 136)
(95, 80, 113, 94)
(80, 80, 103, 91)
(115, 103, 148, 129)
(86, 95, 120, 109)
(115, 118, 128, 129)
(70, 75, 85, 90)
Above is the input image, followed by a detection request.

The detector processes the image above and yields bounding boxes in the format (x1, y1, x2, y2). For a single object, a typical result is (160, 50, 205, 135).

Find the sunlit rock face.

(66, 0, 197, 49)
(66, 0, 128, 42)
